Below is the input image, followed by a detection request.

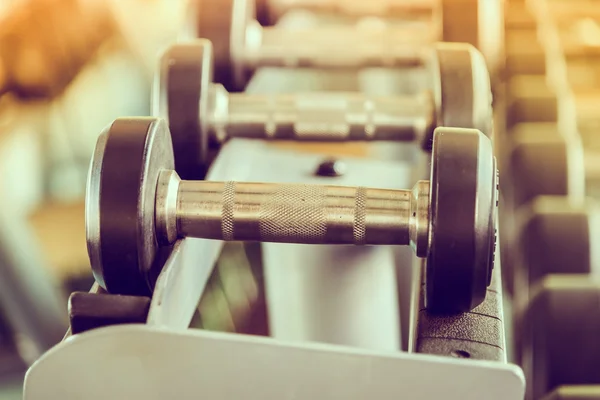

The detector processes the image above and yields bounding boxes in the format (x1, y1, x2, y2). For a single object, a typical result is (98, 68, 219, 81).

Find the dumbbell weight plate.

(428, 42, 493, 149)
(193, 0, 253, 91)
(154, 43, 212, 180)
(427, 127, 497, 313)
(155, 40, 493, 177)
(441, 0, 504, 79)
(86, 118, 175, 295)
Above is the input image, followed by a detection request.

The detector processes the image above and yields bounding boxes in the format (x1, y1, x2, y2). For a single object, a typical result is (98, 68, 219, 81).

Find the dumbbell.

(522, 275, 600, 400)
(154, 39, 493, 180)
(513, 196, 599, 301)
(192, 0, 502, 90)
(85, 117, 498, 314)
(508, 85, 600, 208)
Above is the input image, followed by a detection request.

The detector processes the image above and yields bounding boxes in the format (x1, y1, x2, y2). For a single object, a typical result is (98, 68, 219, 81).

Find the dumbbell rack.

(501, 0, 600, 399)
(23, 136, 524, 399)
(23, 1, 526, 399)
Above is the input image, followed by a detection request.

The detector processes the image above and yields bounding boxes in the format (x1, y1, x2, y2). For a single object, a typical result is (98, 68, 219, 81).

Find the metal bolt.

(451, 350, 471, 359)
(315, 159, 346, 177)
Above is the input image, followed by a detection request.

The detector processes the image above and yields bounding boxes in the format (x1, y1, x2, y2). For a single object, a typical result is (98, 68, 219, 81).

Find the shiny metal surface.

(166, 180, 428, 250)
(212, 89, 432, 142)
(85, 128, 107, 288)
(264, 0, 436, 21)
(242, 24, 433, 70)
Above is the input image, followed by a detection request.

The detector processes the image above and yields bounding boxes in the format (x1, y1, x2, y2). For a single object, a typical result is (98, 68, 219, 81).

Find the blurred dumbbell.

(516, 196, 600, 293)
(154, 39, 493, 180)
(259, 0, 435, 22)
(85, 117, 498, 313)
(262, 0, 504, 73)
(191, 0, 502, 90)
(509, 85, 600, 208)
(508, 124, 585, 208)
(503, 0, 546, 76)
(522, 275, 600, 400)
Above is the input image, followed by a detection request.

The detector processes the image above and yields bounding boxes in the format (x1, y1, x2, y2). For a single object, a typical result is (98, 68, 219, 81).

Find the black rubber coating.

(69, 292, 151, 335)
(427, 128, 496, 314)
(99, 119, 155, 296)
(196, 0, 235, 90)
(160, 43, 211, 180)
(97, 118, 174, 296)
(524, 277, 600, 399)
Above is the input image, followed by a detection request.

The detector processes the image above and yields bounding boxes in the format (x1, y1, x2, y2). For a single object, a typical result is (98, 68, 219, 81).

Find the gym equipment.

(521, 275, 600, 400)
(154, 39, 493, 179)
(259, 0, 437, 22)
(86, 117, 497, 313)
(192, 0, 502, 89)
(23, 261, 523, 400)
(516, 197, 600, 291)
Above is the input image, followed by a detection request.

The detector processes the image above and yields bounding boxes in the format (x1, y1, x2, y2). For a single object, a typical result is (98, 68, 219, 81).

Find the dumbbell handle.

(156, 172, 430, 256)
(208, 85, 434, 143)
(238, 22, 434, 69)
(267, 0, 435, 18)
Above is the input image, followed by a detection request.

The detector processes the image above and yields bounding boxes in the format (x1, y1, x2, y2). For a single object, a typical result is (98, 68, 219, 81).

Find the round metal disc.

(86, 118, 175, 295)
(425, 42, 493, 150)
(154, 41, 212, 180)
(426, 127, 497, 313)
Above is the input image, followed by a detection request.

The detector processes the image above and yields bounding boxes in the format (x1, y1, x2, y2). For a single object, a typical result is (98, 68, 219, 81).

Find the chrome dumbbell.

(153, 39, 492, 180)
(190, 0, 502, 89)
(86, 118, 498, 313)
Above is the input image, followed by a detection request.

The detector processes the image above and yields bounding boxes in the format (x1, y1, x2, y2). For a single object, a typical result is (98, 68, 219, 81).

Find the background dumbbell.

(259, 0, 505, 72)
(190, 0, 502, 90)
(259, 0, 436, 23)
(508, 86, 600, 209)
(522, 275, 600, 400)
(516, 197, 600, 292)
(154, 39, 493, 180)
(86, 117, 498, 313)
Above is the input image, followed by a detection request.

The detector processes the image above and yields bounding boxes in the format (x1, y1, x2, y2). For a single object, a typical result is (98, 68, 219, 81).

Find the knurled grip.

(177, 181, 412, 245)
(257, 183, 329, 242)
(222, 92, 432, 142)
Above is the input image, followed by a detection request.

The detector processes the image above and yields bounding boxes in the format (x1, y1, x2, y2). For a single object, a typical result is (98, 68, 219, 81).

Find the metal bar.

(245, 25, 432, 69)
(220, 91, 432, 142)
(175, 180, 421, 245)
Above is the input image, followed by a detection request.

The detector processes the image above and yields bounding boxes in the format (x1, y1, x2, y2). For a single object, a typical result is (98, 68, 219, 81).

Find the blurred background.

(0, 0, 193, 397)
(0, 0, 599, 398)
